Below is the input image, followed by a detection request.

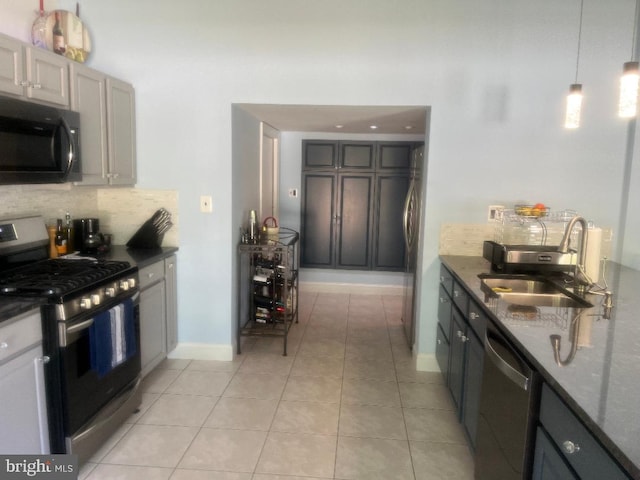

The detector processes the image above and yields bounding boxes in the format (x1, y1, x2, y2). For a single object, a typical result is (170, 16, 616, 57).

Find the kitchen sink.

(479, 275, 592, 309)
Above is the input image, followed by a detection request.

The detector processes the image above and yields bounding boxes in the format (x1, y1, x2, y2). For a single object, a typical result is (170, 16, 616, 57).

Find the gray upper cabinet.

(303, 140, 338, 169)
(341, 141, 375, 170)
(106, 77, 137, 185)
(0, 33, 69, 107)
(70, 64, 108, 185)
(70, 66, 136, 186)
(377, 142, 413, 170)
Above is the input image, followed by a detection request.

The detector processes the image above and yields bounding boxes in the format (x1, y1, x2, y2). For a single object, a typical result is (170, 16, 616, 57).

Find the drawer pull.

(563, 440, 580, 454)
(0, 341, 8, 349)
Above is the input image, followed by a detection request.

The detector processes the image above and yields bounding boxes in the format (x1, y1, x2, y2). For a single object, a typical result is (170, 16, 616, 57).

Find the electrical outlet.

(288, 188, 298, 198)
(488, 205, 504, 222)
(200, 195, 213, 213)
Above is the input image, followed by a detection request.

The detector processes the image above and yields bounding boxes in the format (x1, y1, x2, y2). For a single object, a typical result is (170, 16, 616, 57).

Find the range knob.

(91, 294, 101, 305)
(80, 297, 92, 309)
(128, 278, 137, 289)
(105, 287, 116, 297)
(119, 280, 130, 291)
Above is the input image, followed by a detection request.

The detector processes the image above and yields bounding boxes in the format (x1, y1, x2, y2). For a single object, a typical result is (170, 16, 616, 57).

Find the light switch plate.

(288, 188, 298, 198)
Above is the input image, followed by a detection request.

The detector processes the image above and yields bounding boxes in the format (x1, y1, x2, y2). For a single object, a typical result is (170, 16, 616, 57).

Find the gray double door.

(300, 140, 420, 271)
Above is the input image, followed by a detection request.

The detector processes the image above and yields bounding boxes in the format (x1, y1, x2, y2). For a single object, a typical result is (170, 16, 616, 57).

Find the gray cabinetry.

(300, 140, 418, 271)
(439, 264, 486, 450)
(70, 63, 108, 185)
(534, 384, 630, 480)
(0, 33, 69, 106)
(106, 77, 136, 185)
(139, 255, 178, 377)
(0, 309, 50, 454)
(165, 255, 178, 353)
(70, 67, 136, 186)
(373, 174, 410, 270)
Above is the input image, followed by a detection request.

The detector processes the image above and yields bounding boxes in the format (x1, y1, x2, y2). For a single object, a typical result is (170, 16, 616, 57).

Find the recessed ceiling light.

(369, 125, 378, 130)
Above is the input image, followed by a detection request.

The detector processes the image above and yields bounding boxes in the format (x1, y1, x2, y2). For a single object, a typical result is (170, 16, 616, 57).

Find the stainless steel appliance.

(483, 240, 575, 275)
(401, 144, 424, 349)
(0, 216, 140, 464)
(475, 320, 540, 479)
(0, 95, 81, 184)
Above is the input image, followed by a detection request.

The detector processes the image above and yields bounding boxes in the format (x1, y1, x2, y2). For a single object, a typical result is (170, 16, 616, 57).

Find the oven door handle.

(66, 318, 94, 335)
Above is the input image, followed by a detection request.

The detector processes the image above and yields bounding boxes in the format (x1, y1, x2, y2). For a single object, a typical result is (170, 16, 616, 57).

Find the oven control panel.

(55, 275, 139, 321)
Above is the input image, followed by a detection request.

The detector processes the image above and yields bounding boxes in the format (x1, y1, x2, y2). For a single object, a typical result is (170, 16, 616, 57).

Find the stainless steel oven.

(0, 216, 141, 465)
(42, 287, 141, 463)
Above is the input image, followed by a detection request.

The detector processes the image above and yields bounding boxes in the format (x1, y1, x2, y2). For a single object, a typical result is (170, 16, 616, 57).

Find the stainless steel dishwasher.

(474, 320, 540, 480)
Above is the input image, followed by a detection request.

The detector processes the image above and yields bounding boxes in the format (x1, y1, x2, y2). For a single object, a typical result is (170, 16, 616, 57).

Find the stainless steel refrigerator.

(401, 144, 425, 349)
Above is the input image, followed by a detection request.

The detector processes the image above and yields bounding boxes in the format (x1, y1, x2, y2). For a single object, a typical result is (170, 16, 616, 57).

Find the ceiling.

(236, 104, 428, 135)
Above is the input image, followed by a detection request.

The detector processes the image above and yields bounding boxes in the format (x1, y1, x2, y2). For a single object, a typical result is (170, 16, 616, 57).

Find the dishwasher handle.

(485, 330, 531, 391)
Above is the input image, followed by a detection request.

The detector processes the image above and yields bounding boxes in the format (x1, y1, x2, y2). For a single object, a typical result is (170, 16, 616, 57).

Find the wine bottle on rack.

(53, 11, 66, 54)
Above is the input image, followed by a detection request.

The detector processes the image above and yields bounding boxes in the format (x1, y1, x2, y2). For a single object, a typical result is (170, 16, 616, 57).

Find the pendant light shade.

(564, 0, 584, 129)
(618, 61, 640, 118)
(565, 84, 583, 129)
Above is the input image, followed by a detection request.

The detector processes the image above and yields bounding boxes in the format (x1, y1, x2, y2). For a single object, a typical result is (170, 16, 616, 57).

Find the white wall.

(2, 0, 638, 361)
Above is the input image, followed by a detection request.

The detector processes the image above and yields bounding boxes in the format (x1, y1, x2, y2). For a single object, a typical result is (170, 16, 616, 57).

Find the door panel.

(337, 174, 373, 268)
(373, 174, 410, 270)
(301, 173, 336, 267)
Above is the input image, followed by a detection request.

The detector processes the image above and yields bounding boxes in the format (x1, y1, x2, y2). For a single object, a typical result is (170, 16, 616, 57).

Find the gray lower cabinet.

(439, 264, 486, 450)
(0, 309, 50, 454)
(534, 384, 630, 480)
(139, 255, 178, 377)
(165, 255, 178, 353)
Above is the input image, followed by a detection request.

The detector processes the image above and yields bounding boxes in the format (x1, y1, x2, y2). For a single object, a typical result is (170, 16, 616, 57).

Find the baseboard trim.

(168, 342, 234, 361)
(416, 353, 440, 372)
(299, 281, 403, 296)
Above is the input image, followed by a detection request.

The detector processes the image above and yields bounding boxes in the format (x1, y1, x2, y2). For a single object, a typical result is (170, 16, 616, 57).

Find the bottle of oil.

(64, 212, 74, 253)
(55, 219, 68, 256)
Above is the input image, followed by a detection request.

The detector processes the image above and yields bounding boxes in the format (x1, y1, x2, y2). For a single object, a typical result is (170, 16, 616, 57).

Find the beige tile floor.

(80, 292, 474, 480)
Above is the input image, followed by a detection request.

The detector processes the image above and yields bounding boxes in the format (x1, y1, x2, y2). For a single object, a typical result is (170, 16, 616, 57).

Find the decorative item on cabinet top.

(32, 3, 92, 64)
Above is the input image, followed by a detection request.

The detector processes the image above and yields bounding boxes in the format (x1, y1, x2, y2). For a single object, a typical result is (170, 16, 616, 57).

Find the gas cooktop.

(0, 258, 134, 297)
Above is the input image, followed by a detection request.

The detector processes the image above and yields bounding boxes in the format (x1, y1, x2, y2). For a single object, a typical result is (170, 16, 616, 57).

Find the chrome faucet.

(558, 216, 590, 291)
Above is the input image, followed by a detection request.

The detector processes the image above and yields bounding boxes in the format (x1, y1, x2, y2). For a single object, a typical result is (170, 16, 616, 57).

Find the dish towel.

(90, 299, 137, 378)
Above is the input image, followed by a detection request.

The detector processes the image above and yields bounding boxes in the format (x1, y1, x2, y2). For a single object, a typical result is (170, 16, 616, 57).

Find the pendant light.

(618, 0, 640, 118)
(564, 0, 584, 129)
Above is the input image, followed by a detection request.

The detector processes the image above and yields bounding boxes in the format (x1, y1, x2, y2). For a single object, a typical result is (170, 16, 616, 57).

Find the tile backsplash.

(0, 184, 178, 247)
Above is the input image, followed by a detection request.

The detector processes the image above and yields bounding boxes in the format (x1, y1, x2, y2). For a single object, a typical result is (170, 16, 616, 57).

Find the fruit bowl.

(514, 204, 549, 218)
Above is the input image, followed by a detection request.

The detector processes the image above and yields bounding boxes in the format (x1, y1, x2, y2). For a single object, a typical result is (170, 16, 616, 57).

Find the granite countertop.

(94, 245, 178, 268)
(440, 255, 640, 478)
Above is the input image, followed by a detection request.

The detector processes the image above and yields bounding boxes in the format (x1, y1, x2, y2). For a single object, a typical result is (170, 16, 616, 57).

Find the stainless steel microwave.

(0, 95, 81, 184)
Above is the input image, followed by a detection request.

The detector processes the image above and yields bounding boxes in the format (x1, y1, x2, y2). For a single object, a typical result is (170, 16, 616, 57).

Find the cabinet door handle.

(469, 312, 479, 319)
(0, 341, 8, 349)
(31, 83, 42, 89)
(562, 440, 580, 454)
(20, 80, 29, 87)
(456, 330, 463, 338)
(453, 290, 460, 298)
(461, 335, 469, 342)
(439, 297, 448, 304)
